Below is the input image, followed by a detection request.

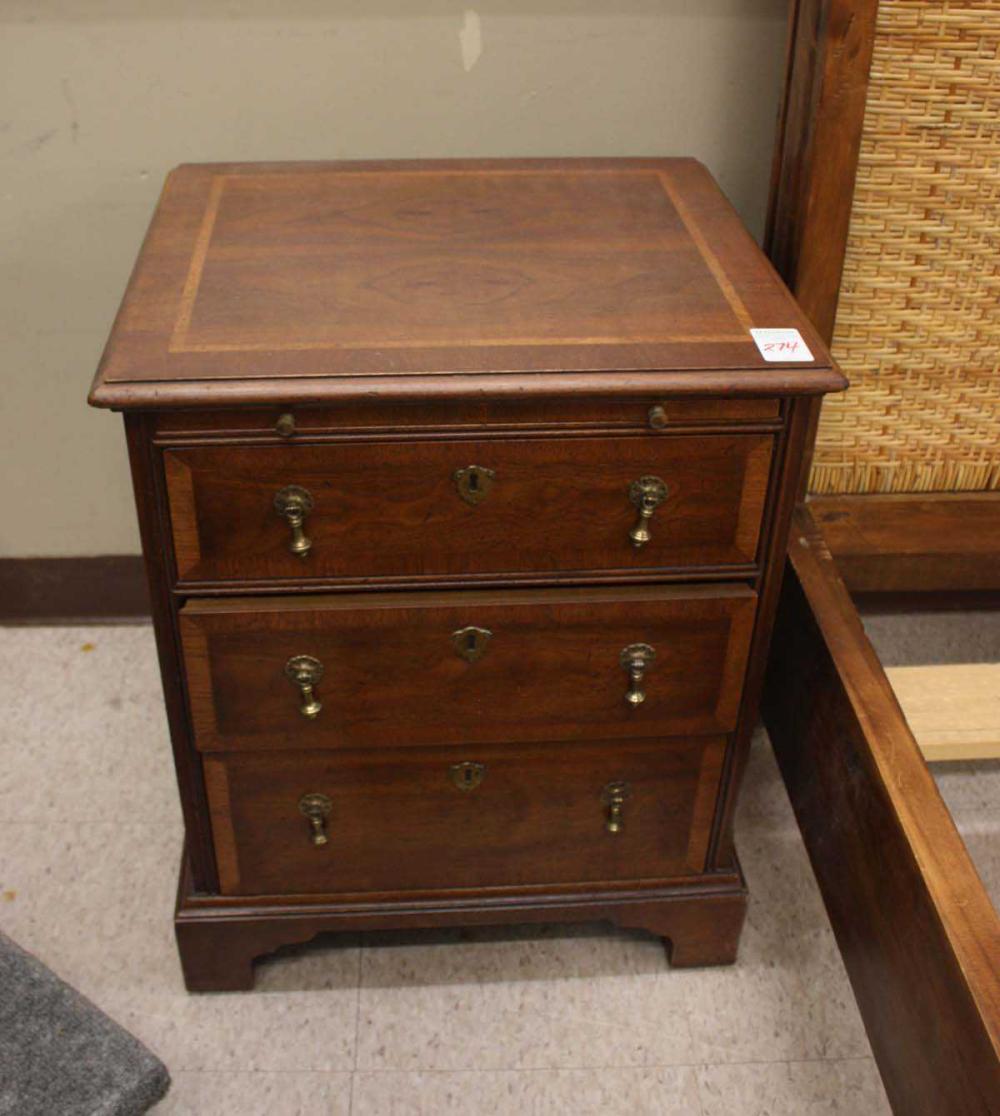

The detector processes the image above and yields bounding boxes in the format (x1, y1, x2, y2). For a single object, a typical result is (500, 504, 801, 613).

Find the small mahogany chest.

(89, 158, 844, 991)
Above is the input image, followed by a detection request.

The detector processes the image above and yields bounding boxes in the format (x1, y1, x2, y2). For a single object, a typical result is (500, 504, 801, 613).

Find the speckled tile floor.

(1, 617, 996, 1115)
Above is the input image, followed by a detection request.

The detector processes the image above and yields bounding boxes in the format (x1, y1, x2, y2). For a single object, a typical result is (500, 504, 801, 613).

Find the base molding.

(0, 556, 148, 624)
(174, 852, 748, 992)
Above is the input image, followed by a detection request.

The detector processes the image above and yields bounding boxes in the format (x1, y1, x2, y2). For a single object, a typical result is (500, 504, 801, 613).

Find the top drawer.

(164, 432, 774, 587)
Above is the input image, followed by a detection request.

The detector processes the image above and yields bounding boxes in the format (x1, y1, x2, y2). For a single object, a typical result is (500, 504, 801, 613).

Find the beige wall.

(0, 0, 788, 557)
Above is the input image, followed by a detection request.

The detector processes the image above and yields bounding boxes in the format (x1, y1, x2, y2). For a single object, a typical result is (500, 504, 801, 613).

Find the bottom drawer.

(204, 738, 727, 896)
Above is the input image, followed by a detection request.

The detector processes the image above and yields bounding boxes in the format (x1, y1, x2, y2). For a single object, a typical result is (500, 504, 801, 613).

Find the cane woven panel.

(811, 0, 1000, 494)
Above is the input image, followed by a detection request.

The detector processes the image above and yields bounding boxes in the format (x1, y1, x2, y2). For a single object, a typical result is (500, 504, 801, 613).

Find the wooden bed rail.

(762, 506, 1000, 1115)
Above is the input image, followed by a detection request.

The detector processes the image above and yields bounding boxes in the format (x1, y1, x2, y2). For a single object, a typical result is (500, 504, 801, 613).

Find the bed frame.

(763, 3, 1000, 1111)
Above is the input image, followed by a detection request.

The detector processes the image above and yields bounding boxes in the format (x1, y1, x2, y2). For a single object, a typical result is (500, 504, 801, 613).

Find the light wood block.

(886, 663, 1000, 762)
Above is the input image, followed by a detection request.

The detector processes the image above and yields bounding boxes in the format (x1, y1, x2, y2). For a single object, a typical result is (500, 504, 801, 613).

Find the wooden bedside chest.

(89, 158, 844, 991)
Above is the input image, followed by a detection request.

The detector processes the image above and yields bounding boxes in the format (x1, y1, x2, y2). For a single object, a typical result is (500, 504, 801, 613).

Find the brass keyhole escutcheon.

(449, 761, 486, 791)
(620, 643, 656, 707)
(454, 465, 495, 506)
(451, 625, 492, 663)
(628, 475, 668, 549)
(298, 793, 332, 847)
(601, 781, 630, 834)
(274, 484, 314, 558)
(285, 654, 324, 719)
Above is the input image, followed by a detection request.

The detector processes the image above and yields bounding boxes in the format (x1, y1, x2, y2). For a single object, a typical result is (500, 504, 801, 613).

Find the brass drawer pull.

(298, 793, 332, 847)
(620, 643, 655, 706)
(285, 654, 324, 718)
(601, 781, 630, 834)
(647, 404, 668, 430)
(274, 484, 314, 558)
(628, 475, 668, 549)
(275, 412, 296, 438)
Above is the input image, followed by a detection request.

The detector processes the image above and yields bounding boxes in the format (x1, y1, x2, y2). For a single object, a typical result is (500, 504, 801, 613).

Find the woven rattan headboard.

(809, 0, 999, 495)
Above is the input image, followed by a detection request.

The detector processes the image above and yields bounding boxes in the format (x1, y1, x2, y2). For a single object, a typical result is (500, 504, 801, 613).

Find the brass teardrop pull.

(601, 781, 630, 834)
(298, 793, 332, 847)
(628, 475, 668, 548)
(274, 485, 314, 558)
(620, 643, 655, 706)
(285, 654, 324, 718)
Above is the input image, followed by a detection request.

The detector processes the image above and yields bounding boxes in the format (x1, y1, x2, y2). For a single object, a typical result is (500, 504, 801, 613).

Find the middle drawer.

(180, 584, 757, 752)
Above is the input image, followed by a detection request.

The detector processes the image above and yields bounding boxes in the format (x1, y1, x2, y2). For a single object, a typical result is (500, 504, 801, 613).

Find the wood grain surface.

(165, 432, 774, 585)
(203, 736, 727, 896)
(151, 396, 782, 440)
(763, 506, 1000, 1116)
(765, 0, 880, 345)
(181, 584, 757, 751)
(812, 493, 1000, 593)
(174, 860, 748, 990)
(89, 158, 841, 409)
(887, 663, 1000, 762)
(87, 159, 848, 991)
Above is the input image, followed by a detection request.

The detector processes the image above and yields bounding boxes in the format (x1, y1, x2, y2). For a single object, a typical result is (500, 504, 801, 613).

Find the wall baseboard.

(0, 556, 150, 624)
(3, 554, 995, 627)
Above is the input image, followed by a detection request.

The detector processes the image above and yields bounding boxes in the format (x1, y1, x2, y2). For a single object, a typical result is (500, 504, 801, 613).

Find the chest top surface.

(89, 158, 842, 409)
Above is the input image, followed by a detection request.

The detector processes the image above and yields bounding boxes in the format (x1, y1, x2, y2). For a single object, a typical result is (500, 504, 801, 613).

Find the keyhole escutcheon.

(454, 465, 496, 506)
(451, 625, 493, 662)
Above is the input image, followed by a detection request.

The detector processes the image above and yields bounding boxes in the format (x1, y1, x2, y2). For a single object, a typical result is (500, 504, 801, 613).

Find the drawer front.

(181, 585, 757, 752)
(164, 433, 773, 585)
(204, 737, 728, 896)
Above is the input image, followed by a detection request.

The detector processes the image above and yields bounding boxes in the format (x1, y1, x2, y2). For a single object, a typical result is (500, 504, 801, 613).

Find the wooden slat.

(812, 493, 1000, 592)
(887, 663, 1000, 762)
(762, 506, 1000, 1116)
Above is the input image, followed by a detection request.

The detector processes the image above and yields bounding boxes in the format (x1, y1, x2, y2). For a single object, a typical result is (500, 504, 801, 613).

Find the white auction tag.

(750, 328, 814, 363)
